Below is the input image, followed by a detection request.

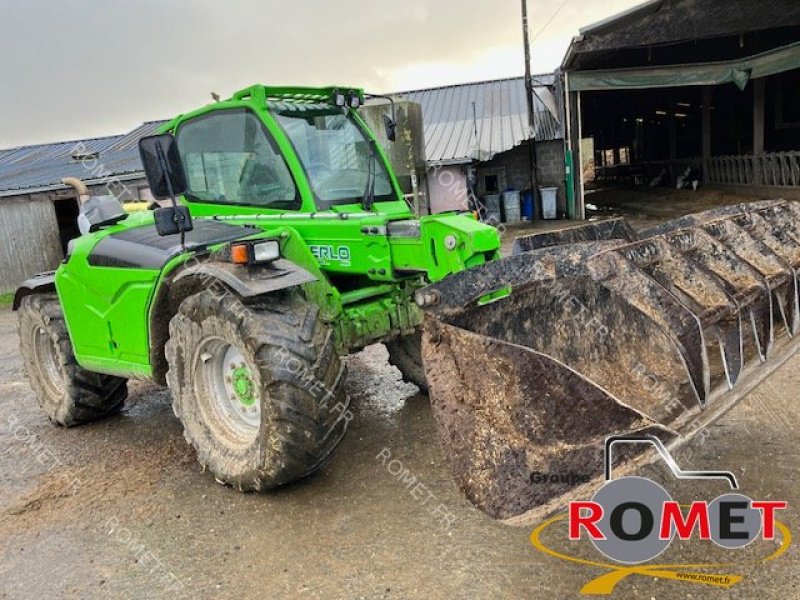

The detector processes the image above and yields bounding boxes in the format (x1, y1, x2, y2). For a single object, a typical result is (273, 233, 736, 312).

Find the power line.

(531, 0, 571, 42)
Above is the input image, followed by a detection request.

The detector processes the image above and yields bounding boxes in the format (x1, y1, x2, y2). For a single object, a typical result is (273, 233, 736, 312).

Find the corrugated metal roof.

(567, 0, 800, 69)
(399, 74, 563, 164)
(0, 121, 166, 197)
(0, 75, 563, 195)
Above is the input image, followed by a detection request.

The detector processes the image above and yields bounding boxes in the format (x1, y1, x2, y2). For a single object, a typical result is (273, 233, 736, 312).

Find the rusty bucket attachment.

(418, 201, 800, 525)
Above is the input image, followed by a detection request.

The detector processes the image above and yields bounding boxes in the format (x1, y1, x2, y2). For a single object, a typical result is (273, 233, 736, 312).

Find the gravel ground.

(1, 188, 798, 599)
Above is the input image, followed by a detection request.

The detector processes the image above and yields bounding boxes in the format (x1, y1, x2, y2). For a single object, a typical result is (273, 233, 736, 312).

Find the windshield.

(273, 108, 394, 209)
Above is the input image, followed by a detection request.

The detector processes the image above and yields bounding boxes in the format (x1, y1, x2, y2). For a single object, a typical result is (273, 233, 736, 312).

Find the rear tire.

(165, 289, 349, 491)
(386, 330, 429, 393)
(18, 294, 127, 426)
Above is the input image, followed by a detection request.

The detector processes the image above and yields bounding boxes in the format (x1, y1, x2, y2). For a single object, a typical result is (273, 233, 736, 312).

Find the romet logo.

(530, 435, 791, 595)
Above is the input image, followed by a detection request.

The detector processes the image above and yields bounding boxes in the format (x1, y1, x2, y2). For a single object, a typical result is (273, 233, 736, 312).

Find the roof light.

(347, 91, 361, 109)
(331, 90, 346, 107)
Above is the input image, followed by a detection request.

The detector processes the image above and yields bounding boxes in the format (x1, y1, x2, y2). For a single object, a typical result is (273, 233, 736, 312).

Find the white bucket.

(502, 191, 521, 223)
(540, 187, 558, 220)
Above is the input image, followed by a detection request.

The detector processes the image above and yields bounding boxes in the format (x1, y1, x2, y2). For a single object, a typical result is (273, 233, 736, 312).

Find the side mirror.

(138, 133, 193, 237)
(383, 114, 397, 142)
(153, 205, 193, 236)
(138, 134, 188, 200)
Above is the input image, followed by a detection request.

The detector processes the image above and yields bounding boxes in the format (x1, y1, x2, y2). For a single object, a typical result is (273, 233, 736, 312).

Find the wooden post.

(576, 90, 585, 220)
(521, 0, 540, 214)
(754, 78, 766, 155)
(669, 113, 678, 161)
(668, 111, 677, 182)
(702, 86, 713, 182)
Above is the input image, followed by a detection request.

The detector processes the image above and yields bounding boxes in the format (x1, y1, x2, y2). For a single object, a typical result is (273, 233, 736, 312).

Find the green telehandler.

(15, 85, 500, 493)
(14, 84, 800, 524)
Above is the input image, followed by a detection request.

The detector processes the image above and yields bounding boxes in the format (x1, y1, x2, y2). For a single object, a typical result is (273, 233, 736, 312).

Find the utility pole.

(521, 0, 540, 217)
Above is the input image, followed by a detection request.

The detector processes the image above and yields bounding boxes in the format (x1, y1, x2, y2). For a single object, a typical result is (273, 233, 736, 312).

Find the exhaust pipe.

(61, 177, 90, 204)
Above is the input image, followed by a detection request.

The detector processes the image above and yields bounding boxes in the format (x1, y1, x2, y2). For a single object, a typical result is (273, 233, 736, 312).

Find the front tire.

(165, 289, 349, 491)
(18, 294, 127, 426)
(386, 330, 429, 392)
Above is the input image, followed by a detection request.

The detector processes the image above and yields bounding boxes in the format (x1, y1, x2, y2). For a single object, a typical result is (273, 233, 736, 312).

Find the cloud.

(0, 0, 642, 148)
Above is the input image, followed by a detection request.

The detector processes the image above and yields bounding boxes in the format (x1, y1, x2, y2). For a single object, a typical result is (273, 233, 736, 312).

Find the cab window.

(176, 109, 299, 209)
(274, 107, 394, 209)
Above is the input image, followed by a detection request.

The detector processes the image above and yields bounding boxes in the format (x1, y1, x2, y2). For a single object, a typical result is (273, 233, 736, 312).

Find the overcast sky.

(0, 0, 642, 148)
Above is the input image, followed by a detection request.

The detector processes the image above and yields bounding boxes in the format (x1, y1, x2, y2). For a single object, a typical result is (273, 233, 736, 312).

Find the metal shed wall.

(0, 196, 63, 293)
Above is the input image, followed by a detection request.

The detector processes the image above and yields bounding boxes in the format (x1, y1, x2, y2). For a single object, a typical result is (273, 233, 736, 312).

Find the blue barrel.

(521, 191, 534, 221)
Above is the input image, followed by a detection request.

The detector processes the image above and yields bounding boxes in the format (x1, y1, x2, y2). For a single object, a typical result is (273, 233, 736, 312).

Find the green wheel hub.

(231, 366, 256, 407)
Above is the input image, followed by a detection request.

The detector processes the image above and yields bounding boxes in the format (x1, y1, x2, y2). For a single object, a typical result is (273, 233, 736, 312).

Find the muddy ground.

(1, 187, 799, 599)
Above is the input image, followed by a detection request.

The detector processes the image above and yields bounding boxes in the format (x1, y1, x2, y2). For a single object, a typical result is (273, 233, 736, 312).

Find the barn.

(562, 0, 800, 217)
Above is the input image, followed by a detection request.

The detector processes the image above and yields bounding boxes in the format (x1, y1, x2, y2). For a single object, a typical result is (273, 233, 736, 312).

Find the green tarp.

(568, 41, 800, 92)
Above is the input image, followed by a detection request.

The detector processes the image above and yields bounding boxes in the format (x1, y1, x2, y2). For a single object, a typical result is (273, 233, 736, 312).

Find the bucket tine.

(700, 217, 796, 356)
(659, 228, 769, 379)
(587, 246, 710, 407)
(740, 209, 800, 335)
(716, 326, 742, 389)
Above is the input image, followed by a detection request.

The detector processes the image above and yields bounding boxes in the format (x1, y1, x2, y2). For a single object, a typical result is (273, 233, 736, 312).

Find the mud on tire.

(386, 330, 429, 393)
(165, 289, 349, 491)
(18, 294, 127, 427)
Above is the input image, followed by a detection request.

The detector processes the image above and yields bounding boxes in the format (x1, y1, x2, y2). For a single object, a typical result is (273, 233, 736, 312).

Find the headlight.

(230, 240, 280, 265)
(252, 240, 280, 263)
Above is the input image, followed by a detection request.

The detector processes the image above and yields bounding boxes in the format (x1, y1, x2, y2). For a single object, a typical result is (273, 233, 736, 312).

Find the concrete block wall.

(476, 140, 567, 216)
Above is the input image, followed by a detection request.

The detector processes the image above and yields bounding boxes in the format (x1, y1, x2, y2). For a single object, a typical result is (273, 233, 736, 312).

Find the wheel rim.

(32, 326, 63, 398)
(194, 338, 261, 443)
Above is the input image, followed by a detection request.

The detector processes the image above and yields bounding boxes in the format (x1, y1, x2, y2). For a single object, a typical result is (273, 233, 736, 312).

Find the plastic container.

(521, 191, 534, 221)
(482, 194, 502, 224)
(540, 187, 558, 220)
(502, 191, 521, 223)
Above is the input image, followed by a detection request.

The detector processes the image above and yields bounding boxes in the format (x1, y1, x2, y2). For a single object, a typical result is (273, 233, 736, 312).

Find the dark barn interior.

(563, 0, 800, 216)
